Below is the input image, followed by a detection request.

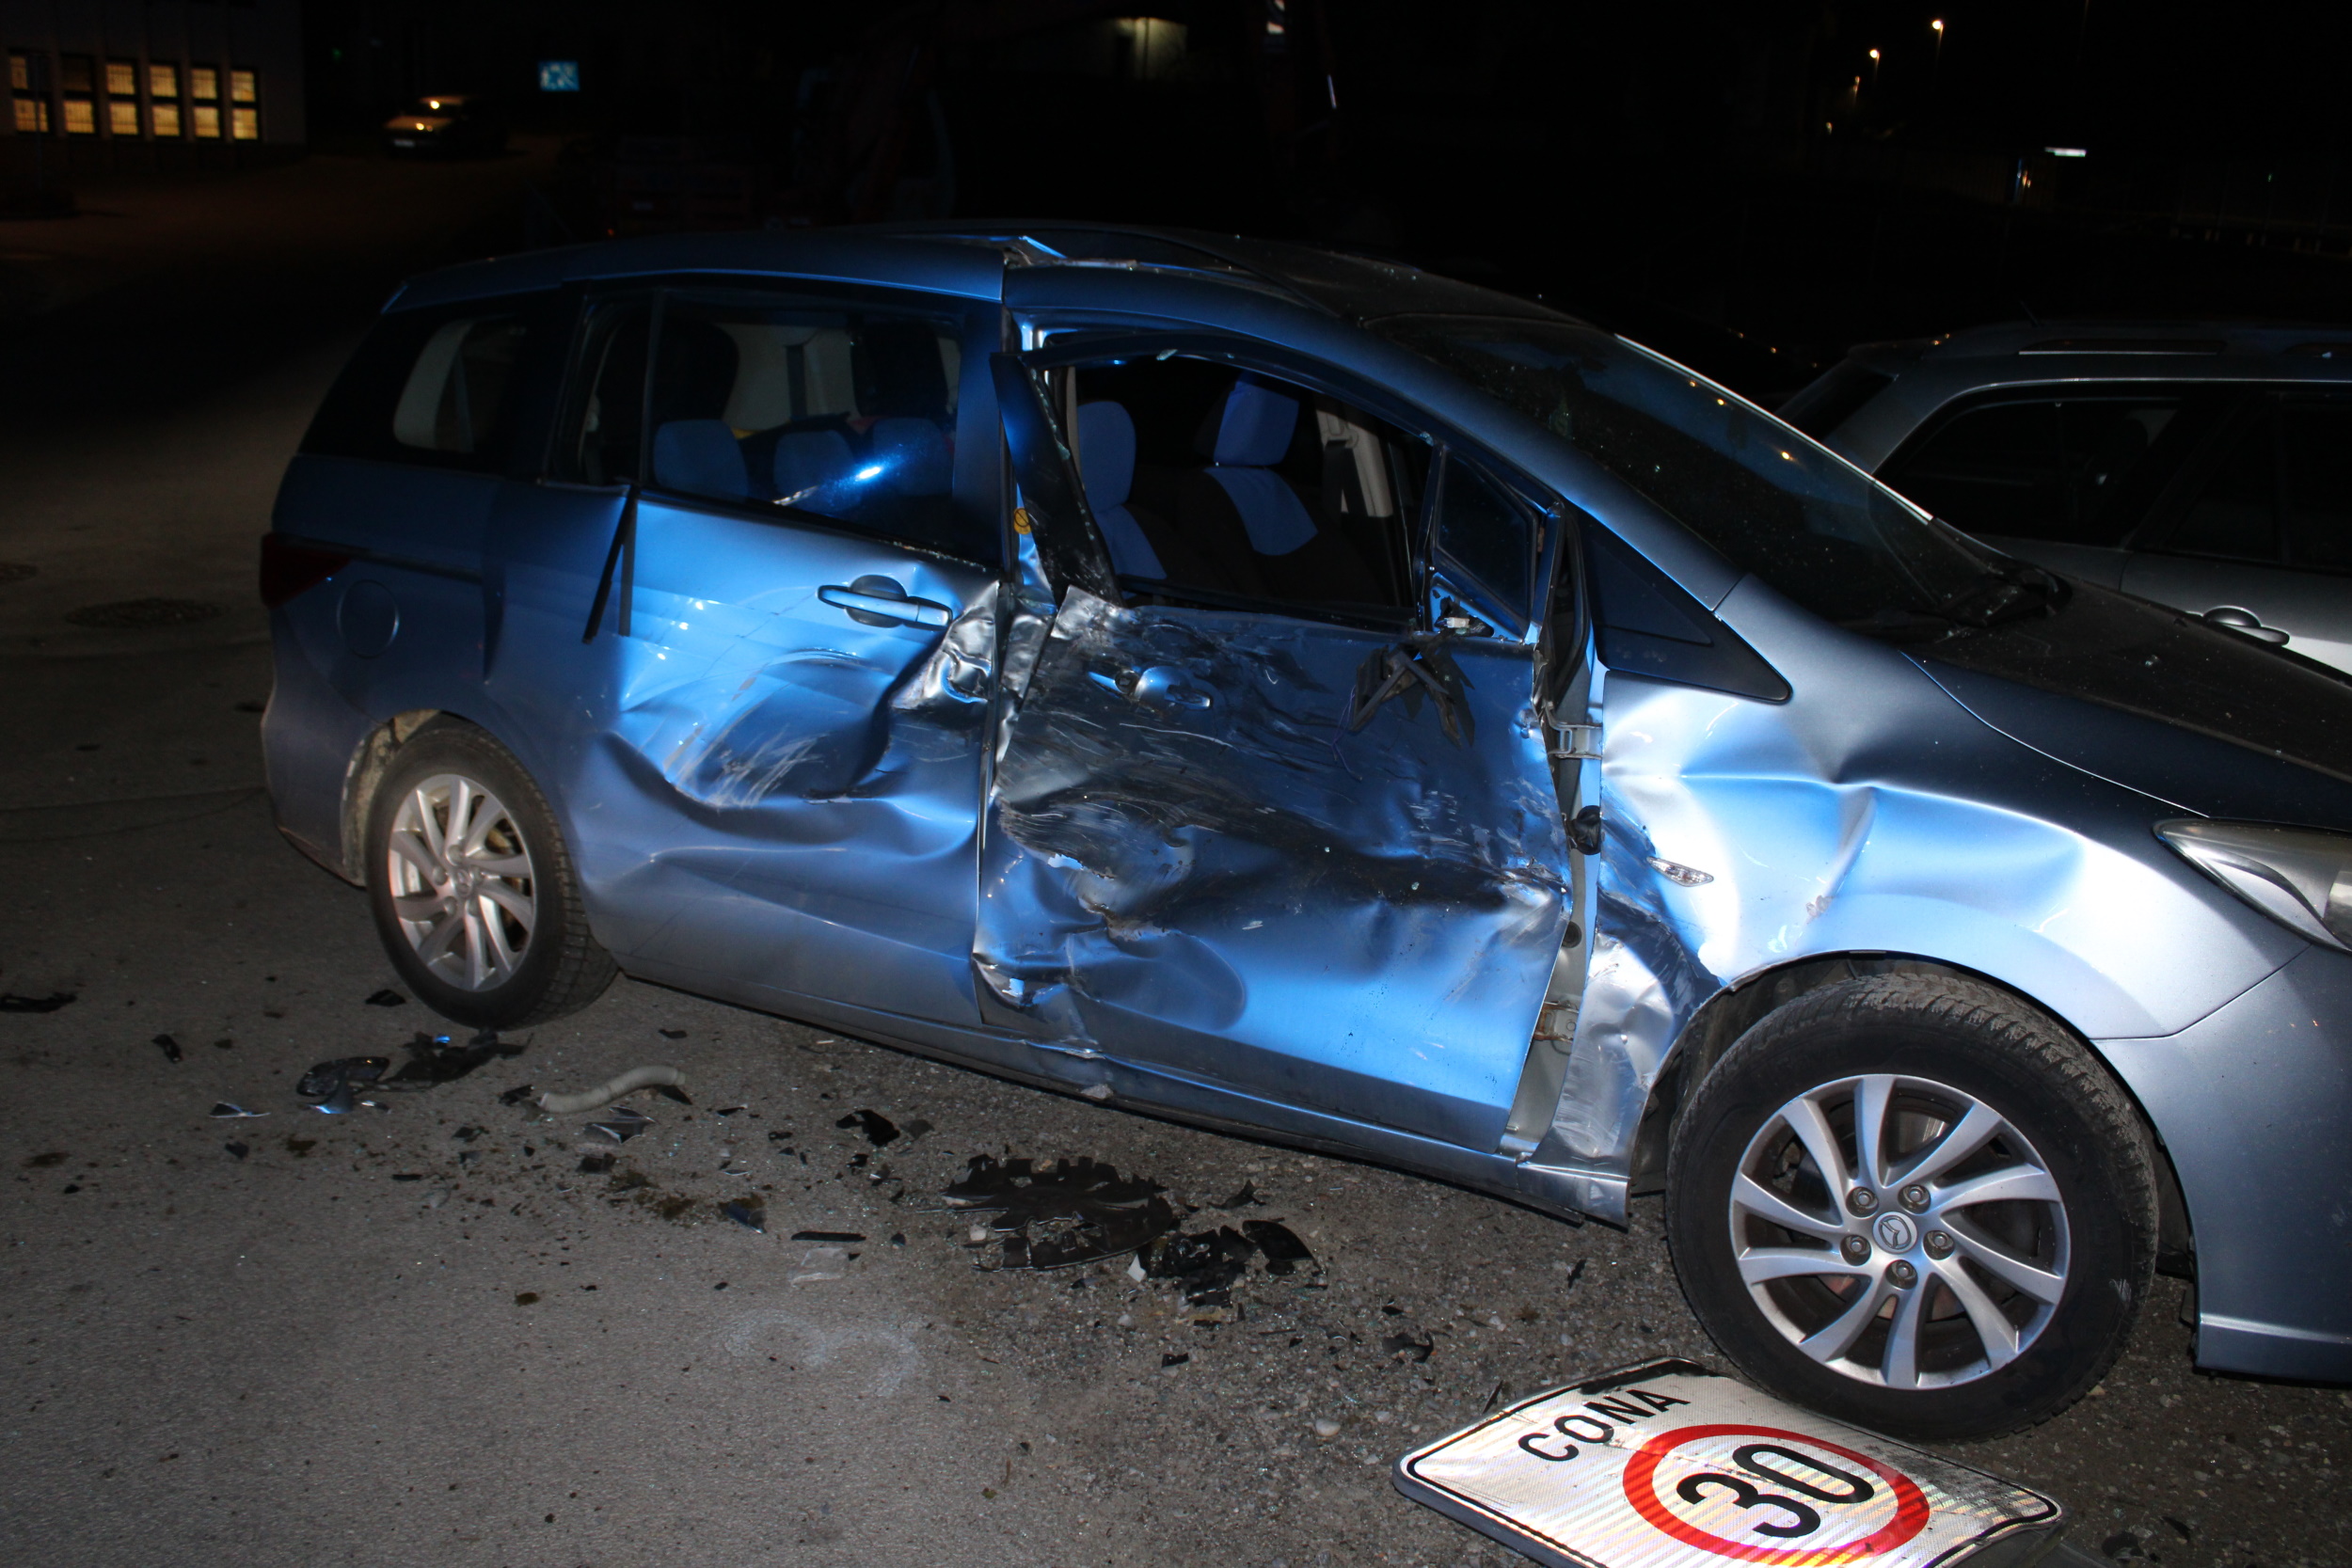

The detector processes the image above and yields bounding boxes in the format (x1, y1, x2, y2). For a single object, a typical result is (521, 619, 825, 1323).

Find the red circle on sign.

(1621, 1424, 1931, 1565)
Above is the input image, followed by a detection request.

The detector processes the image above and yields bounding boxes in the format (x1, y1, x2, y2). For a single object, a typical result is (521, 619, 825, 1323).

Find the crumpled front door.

(977, 356, 1571, 1149)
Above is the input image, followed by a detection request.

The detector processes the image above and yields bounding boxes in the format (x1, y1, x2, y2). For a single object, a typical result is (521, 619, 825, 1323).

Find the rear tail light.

(259, 534, 352, 609)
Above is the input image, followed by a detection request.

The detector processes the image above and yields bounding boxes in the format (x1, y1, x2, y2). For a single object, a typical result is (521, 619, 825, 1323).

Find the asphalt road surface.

(0, 151, 2345, 1568)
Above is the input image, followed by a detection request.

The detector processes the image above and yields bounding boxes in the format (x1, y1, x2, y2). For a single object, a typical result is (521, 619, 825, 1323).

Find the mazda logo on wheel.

(1874, 1213, 1918, 1252)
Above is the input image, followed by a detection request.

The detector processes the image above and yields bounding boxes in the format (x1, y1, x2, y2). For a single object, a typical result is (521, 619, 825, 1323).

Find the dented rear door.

(977, 355, 1572, 1149)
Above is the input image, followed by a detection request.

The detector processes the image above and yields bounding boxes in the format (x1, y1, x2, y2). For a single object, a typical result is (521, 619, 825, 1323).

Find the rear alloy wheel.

(1667, 973, 2158, 1441)
(365, 725, 614, 1029)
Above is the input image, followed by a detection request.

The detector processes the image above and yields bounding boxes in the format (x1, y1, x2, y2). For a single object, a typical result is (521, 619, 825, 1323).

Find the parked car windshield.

(1378, 314, 2057, 637)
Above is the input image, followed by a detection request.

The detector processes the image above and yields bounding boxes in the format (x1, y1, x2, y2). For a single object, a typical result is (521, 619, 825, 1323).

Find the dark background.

(294, 0, 2352, 401)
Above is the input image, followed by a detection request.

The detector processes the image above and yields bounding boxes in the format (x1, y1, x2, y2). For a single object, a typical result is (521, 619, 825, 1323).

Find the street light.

(1867, 47, 1881, 90)
(1930, 19, 1946, 93)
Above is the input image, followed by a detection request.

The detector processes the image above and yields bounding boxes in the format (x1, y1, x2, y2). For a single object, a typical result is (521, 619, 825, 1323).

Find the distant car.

(1783, 321, 2352, 673)
(262, 227, 2352, 1443)
(382, 95, 506, 158)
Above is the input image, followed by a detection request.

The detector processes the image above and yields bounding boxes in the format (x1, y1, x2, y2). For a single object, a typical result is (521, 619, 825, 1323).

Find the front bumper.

(2101, 944, 2352, 1382)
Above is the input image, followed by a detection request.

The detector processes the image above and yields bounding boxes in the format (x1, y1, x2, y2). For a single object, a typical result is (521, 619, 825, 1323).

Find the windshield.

(1378, 314, 2057, 637)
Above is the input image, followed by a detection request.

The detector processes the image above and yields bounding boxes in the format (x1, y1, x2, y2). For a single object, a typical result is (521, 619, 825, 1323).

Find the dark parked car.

(261, 228, 2352, 1445)
(1783, 321, 2352, 673)
(382, 94, 507, 158)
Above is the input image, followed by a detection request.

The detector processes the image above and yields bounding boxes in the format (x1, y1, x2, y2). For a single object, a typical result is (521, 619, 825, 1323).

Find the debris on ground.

(1210, 1180, 1264, 1209)
(0, 990, 76, 1013)
(933, 1155, 1182, 1271)
(536, 1064, 686, 1114)
(577, 1152, 614, 1174)
(497, 1083, 534, 1107)
(208, 1101, 267, 1118)
(658, 1028, 687, 1039)
(790, 1229, 866, 1243)
(151, 1033, 183, 1063)
(387, 1029, 524, 1087)
(364, 989, 405, 1006)
(1242, 1218, 1317, 1275)
(721, 1199, 766, 1232)
(1142, 1226, 1260, 1306)
(834, 1108, 900, 1147)
(1381, 1330, 1436, 1363)
(451, 1125, 483, 1143)
(790, 1244, 853, 1283)
(581, 1106, 652, 1144)
(295, 1056, 389, 1116)
(224, 1141, 249, 1161)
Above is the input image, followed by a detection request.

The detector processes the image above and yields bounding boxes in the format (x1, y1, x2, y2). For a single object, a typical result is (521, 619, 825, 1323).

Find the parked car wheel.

(1666, 973, 2158, 1441)
(365, 724, 615, 1029)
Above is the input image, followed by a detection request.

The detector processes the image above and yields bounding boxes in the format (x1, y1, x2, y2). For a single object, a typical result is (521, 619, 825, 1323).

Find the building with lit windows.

(4, 0, 302, 178)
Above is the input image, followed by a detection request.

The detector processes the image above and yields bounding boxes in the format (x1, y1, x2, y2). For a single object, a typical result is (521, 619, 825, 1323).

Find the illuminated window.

(106, 59, 136, 96)
(230, 69, 254, 103)
(109, 98, 139, 136)
(7, 52, 27, 93)
(192, 103, 220, 137)
(148, 61, 178, 99)
(59, 52, 94, 134)
(231, 106, 258, 140)
(11, 95, 46, 135)
(62, 97, 95, 135)
(190, 66, 218, 101)
(151, 100, 181, 137)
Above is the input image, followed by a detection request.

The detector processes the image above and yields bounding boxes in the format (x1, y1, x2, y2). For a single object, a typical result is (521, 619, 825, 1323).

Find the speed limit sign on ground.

(1395, 1361, 2065, 1568)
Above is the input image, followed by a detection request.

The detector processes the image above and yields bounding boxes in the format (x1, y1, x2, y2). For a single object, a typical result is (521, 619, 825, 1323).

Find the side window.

(2280, 397, 2352, 571)
(1882, 390, 2210, 547)
(1070, 356, 1422, 622)
(1433, 452, 1535, 629)
(302, 293, 553, 472)
(1584, 526, 1788, 703)
(632, 292, 987, 562)
(561, 296, 651, 487)
(2161, 403, 2280, 564)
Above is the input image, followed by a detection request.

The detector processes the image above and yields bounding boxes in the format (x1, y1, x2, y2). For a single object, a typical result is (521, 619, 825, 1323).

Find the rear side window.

(1880, 388, 2219, 547)
(303, 293, 556, 471)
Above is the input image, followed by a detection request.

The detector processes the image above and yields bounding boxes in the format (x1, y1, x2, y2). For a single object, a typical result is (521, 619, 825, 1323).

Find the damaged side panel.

(977, 590, 1570, 1149)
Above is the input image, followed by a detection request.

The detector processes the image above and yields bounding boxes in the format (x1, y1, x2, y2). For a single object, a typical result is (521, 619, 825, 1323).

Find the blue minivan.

(262, 226, 2352, 1441)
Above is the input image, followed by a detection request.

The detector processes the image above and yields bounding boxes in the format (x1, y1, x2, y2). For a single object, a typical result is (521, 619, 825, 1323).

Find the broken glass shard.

(721, 1200, 767, 1232)
(930, 1154, 1182, 1272)
(209, 1101, 267, 1118)
(582, 1106, 652, 1144)
(387, 1029, 524, 1088)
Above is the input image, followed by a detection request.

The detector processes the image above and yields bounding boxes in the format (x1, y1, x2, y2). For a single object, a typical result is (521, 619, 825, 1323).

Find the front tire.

(364, 723, 615, 1029)
(1666, 973, 2158, 1441)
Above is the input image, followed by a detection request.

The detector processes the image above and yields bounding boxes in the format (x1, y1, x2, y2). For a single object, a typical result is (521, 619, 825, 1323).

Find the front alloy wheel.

(1668, 973, 2158, 1441)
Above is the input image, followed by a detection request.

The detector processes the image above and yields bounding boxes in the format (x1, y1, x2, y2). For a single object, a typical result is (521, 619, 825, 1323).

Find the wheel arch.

(338, 707, 457, 884)
(1629, 951, 2194, 1278)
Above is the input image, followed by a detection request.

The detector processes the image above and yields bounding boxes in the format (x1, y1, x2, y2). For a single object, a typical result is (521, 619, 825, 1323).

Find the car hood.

(1907, 579, 2352, 828)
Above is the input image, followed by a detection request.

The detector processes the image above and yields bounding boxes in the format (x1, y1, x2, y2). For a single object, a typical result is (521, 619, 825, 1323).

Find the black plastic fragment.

(652, 1083, 692, 1105)
(790, 1229, 866, 1243)
(577, 1152, 613, 1175)
(1210, 1180, 1263, 1210)
(224, 1141, 248, 1160)
(712, 1105, 746, 1117)
(835, 1109, 899, 1147)
(364, 989, 406, 1006)
(1144, 1226, 1259, 1306)
(1565, 1257, 1587, 1289)
(934, 1154, 1181, 1272)
(1241, 1219, 1316, 1275)
(1161, 1352, 1190, 1368)
(297, 1055, 390, 1116)
(151, 1033, 183, 1063)
(388, 1029, 524, 1088)
(658, 1028, 687, 1039)
(0, 990, 76, 1013)
(721, 1200, 766, 1232)
(452, 1125, 483, 1143)
(497, 1083, 535, 1107)
(390, 1173, 423, 1182)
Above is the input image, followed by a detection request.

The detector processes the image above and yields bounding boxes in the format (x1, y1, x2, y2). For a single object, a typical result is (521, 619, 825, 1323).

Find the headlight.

(2156, 818, 2352, 951)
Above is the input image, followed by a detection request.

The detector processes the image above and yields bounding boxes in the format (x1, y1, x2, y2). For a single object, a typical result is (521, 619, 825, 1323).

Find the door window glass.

(2281, 398, 2352, 571)
(1069, 355, 1420, 620)
(1433, 453, 1534, 626)
(640, 293, 986, 562)
(561, 298, 651, 486)
(2164, 405, 2280, 563)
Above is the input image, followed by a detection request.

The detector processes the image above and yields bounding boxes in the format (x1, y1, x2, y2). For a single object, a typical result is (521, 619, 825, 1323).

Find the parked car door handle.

(2203, 606, 2290, 644)
(1132, 665, 1213, 709)
(818, 578, 953, 629)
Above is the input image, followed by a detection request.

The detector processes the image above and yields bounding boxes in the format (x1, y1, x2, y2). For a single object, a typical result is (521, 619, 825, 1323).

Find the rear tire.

(364, 723, 614, 1029)
(1666, 973, 2158, 1441)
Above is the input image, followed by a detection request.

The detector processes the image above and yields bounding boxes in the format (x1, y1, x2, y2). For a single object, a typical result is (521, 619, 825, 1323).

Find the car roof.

(386, 222, 1570, 329)
(1809, 319, 2352, 468)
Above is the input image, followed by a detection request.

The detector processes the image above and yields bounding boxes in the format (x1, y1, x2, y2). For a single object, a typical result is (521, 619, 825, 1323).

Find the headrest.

(1211, 380, 1299, 467)
(652, 420, 748, 500)
(867, 417, 953, 495)
(772, 428, 851, 501)
(1076, 402, 1136, 513)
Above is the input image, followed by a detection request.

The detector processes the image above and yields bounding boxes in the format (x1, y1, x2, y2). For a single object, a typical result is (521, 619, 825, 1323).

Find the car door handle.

(2203, 606, 2290, 644)
(1133, 665, 1212, 709)
(818, 578, 953, 629)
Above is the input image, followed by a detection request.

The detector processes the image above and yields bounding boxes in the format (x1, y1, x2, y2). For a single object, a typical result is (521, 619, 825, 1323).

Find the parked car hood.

(1905, 579, 2352, 828)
